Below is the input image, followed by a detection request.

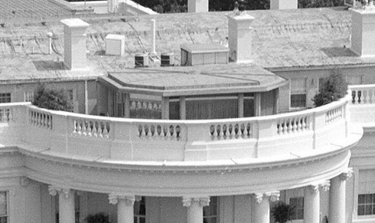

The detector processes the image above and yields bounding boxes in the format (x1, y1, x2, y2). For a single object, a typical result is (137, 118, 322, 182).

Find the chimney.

(270, 0, 298, 10)
(60, 18, 90, 70)
(188, 0, 208, 13)
(227, 11, 254, 63)
(351, 5, 375, 57)
(108, 0, 119, 13)
(150, 19, 157, 56)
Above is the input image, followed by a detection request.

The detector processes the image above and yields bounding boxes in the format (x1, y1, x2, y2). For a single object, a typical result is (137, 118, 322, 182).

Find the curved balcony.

(0, 95, 362, 196)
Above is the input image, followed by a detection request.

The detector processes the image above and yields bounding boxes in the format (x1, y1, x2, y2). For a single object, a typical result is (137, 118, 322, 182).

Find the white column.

(329, 168, 353, 223)
(150, 19, 157, 56)
(182, 197, 210, 223)
(304, 182, 329, 223)
(109, 194, 139, 223)
(48, 186, 75, 223)
(251, 192, 279, 223)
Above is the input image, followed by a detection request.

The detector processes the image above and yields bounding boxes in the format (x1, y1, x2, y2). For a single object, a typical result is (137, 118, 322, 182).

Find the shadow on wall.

(321, 47, 357, 58)
(33, 60, 67, 71)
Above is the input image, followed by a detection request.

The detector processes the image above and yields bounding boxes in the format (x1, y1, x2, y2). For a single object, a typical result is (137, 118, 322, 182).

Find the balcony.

(0, 93, 363, 196)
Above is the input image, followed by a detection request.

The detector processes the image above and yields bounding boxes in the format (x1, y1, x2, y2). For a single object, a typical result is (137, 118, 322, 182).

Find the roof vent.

(161, 53, 175, 66)
(105, 34, 125, 56)
(135, 53, 149, 67)
(180, 44, 229, 66)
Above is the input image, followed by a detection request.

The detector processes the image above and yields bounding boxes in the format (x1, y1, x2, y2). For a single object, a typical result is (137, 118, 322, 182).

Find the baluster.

(157, 125, 162, 139)
(0, 110, 4, 122)
(98, 122, 103, 137)
(73, 120, 78, 133)
(246, 123, 251, 138)
(6, 109, 11, 122)
(220, 125, 225, 139)
(82, 121, 87, 135)
(213, 125, 219, 139)
(370, 89, 374, 104)
(103, 123, 109, 138)
(77, 120, 82, 135)
(87, 121, 93, 136)
(169, 125, 175, 140)
(92, 122, 97, 137)
(164, 125, 171, 140)
(363, 89, 368, 104)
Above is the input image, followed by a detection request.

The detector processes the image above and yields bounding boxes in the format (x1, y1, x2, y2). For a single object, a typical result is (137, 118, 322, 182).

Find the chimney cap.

(61, 18, 90, 28)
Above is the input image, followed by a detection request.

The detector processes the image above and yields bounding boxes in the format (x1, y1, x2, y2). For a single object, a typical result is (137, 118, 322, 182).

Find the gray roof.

(1, 7, 375, 85)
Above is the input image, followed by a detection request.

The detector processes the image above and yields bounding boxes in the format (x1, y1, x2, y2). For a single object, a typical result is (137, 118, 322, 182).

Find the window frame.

(203, 197, 219, 223)
(289, 197, 304, 220)
(0, 93, 11, 104)
(358, 193, 375, 216)
(0, 191, 8, 223)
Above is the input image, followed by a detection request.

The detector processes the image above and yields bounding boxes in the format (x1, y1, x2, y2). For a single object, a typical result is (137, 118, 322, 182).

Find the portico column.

(251, 191, 280, 223)
(329, 168, 353, 223)
(304, 181, 330, 223)
(182, 197, 210, 223)
(48, 186, 75, 223)
(109, 194, 140, 223)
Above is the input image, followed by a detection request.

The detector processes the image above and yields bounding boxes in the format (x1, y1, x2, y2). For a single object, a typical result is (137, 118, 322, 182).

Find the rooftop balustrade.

(349, 84, 375, 126)
(0, 94, 353, 163)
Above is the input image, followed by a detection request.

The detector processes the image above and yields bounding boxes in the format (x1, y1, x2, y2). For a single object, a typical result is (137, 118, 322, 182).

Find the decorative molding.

(48, 185, 59, 196)
(252, 193, 264, 203)
(198, 197, 210, 207)
(182, 197, 210, 207)
(108, 194, 136, 206)
(60, 188, 72, 199)
(108, 193, 119, 205)
(340, 167, 354, 181)
(182, 197, 192, 207)
(320, 180, 330, 192)
(308, 184, 320, 194)
(268, 191, 280, 202)
(19, 177, 30, 187)
(48, 185, 72, 199)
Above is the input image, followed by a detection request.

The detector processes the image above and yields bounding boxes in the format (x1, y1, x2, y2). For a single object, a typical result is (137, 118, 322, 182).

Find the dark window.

(203, 197, 218, 223)
(0, 94, 11, 103)
(134, 197, 146, 223)
(358, 194, 375, 216)
(291, 94, 306, 108)
(0, 192, 7, 223)
(290, 197, 304, 220)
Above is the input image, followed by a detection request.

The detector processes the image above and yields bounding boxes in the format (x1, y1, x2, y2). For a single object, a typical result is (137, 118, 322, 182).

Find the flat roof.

(1, 7, 375, 85)
(101, 63, 287, 96)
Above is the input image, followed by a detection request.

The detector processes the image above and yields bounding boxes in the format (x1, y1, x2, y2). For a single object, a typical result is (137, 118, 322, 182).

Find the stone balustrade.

(349, 85, 375, 125)
(0, 95, 351, 162)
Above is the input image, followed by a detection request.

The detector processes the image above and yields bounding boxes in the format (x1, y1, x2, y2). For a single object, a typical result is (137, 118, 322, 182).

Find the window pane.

(0, 217, 7, 223)
(366, 195, 372, 204)
(0, 94, 11, 104)
(291, 94, 306, 108)
(358, 205, 365, 215)
(0, 192, 6, 216)
(365, 205, 372, 215)
(359, 194, 365, 204)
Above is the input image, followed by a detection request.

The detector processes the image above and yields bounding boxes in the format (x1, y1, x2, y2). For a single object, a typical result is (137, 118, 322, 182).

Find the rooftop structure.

(1, 4, 375, 223)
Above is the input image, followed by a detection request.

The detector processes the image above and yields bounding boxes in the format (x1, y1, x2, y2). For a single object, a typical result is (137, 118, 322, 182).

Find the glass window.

(290, 197, 304, 220)
(0, 192, 8, 223)
(291, 94, 306, 108)
(24, 92, 34, 102)
(203, 197, 218, 223)
(358, 194, 375, 216)
(0, 94, 11, 104)
(134, 197, 146, 223)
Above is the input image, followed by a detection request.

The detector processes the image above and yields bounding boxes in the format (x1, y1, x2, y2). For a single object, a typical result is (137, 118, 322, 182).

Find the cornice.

(17, 143, 352, 175)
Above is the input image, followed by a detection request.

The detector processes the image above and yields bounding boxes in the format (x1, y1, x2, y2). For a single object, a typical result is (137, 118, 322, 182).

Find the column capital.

(320, 180, 331, 192)
(340, 167, 354, 181)
(108, 194, 136, 206)
(307, 184, 320, 194)
(182, 196, 210, 207)
(253, 191, 280, 203)
(48, 185, 72, 199)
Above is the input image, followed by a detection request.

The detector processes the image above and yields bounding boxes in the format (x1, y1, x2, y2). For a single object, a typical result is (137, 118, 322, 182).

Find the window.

(24, 92, 34, 102)
(0, 94, 11, 104)
(289, 197, 304, 220)
(203, 197, 218, 223)
(291, 94, 306, 108)
(358, 194, 375, 216)
(290, 79, 306, 108)
(0, 192, 8, 223)
(134, 197, 145, 223)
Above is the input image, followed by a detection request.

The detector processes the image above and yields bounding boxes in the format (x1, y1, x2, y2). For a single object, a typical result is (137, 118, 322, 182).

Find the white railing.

(350, 84, 375, 104)
(0, 96, 351, 162)
(349, 85, 375, 125)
